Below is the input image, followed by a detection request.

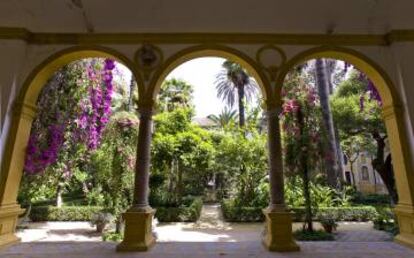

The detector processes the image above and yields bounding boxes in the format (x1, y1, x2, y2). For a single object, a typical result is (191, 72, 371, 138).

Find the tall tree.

(281, 70, 322, 232)
(158, 78, 194, 112)
(215, 60, 258, 128)
(314, 59, 341, 188)
(331, 70, 398, 204)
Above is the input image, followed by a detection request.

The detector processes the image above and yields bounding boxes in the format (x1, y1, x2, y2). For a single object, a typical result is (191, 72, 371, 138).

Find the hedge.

(221, 200, 264, 222)
(291, 206, 378, 222)
(221, 199, 378, 222)
(155, 197, 203, 222)
(30, 206, 103, 222)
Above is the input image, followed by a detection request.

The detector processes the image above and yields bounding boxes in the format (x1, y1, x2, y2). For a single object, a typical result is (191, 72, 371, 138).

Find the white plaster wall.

(0, 40, 27, 165)
(0, 1, 414, 33)
(389, 43, 414, 170)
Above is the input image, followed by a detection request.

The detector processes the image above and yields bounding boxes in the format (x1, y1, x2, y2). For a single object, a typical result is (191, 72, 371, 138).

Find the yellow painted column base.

(262, 208, 300, 252)
(394, 204, 414, 249)
(116, 207, 156, 252)
(0, 204, 25, 249)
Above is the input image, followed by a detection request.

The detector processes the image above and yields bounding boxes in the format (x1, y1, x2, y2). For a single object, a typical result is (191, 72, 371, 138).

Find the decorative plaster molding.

(2, 27, 414, 45)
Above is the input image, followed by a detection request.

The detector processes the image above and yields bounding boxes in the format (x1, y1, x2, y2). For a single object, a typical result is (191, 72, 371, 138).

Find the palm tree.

(159, 78, 194, 112)
(207, 107, 238, 128)
(215, 60, 258, 128)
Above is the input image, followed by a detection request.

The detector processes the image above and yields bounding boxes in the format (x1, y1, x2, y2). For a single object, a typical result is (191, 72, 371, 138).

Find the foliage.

(331, 70, 384, 138)
(207, 106, 238, 129)
(351, 193, 391, 206)
(102, 231, 124, 242)
(293, 229, 334, 241)
(89, 111, 139, 219)
(90, 212, 114, 226)
(158, 78, 194, 112)
(214, 130, 267, 206)
(331, 69, 397, 203)
(281, 69, 322, 176)
(373, 207, 399, 235)
(215, 60, 258, 127)
(221, 199, 377, 223)
(221, 199, 264, 222)
(29, 206, 102, 221)
(24, 59, 116, 175)
(318, 212, 338, 233)
(291, 206, 378, 222)
(154, 197, 203, 222)
(151, 108, 215, 205)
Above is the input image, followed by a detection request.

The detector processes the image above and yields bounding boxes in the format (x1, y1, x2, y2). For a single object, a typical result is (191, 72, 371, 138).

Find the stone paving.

(2, 241, 414, 258)
(2, 204, 407, 257)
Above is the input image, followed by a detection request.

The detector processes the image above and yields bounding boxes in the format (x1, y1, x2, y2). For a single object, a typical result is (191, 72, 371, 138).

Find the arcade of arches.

(1, 32, 414, 253)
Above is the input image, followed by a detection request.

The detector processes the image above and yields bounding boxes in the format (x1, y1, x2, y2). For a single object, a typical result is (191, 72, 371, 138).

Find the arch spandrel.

(18, 46, 143, 107)
(276, 46, 398, 108)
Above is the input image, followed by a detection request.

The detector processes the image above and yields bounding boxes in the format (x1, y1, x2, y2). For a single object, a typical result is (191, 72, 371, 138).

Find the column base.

(394, 204, 414, 249)
(116, 207, 156, 252)
(262, 207, 300, 252)
(0, 204, 25, 249)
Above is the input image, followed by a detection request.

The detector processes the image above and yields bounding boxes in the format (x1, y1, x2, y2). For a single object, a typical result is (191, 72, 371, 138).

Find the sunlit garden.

(17, 56, 397, 243)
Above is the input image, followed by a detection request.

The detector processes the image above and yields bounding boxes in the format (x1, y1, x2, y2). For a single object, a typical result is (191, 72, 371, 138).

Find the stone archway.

(0, 46, 141, 248)
(277, 46, 414, 248)
(117, 44, 299, 252)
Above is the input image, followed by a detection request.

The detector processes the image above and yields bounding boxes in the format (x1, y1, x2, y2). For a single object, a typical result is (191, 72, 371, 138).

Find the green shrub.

(373, 207, 399, 235)
(290, 206, 378, 222)
(155, 197, 203, 222)
(352, 193, 391, 206)
(221, 199, 264, 222)
(293, 229, 334, 241)
(102, 231, 123, 242)
(221, 199, 377, 222)
(30, 206, 102, 221)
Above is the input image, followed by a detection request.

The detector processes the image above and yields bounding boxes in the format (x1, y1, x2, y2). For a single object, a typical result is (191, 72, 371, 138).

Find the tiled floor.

(2, 241, 414, 258)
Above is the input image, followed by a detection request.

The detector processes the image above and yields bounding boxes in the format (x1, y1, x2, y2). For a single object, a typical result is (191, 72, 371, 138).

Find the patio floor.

(2, 241, 414, 258)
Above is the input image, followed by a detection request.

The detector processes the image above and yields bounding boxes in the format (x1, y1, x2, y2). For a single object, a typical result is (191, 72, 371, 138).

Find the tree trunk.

(298, 108, 313, 232)
(82, 181, 89, 196)
(371, 133, 398, 205)
(349, 160, 356, 187)
(128, 76, 135, 111)
(315, 59, 340, 188)
(115, 218, 124, 234)
(176, 162, 183, 203)
(237, 85, 245, 128)
(55, 183, 63, 208)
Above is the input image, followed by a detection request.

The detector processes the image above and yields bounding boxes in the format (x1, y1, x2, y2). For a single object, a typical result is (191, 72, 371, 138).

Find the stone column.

(117, 105, 156, 252)
(0, 102, 34, 248)
(382, 105, 414, 249)
(132, 107, 154, 209)
(262, 105, 300, 252)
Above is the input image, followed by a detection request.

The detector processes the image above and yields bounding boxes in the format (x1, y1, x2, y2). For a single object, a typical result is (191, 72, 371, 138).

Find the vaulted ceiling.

(0, 0, 413, 34)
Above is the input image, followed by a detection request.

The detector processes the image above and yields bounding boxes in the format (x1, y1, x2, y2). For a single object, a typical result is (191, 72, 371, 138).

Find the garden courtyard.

(2, 55, 407, 256)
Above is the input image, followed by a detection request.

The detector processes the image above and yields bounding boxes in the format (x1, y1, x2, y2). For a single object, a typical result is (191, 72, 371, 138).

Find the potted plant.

(90, 212, 113, 233)
(318, 213, 338, 233)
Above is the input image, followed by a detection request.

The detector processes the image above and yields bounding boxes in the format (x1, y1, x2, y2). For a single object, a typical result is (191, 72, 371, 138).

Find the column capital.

(382, 104, 403, 121)
(265, 106, 282, 118)
(12, 101, 37, 120)
(137, 105, 155, 118)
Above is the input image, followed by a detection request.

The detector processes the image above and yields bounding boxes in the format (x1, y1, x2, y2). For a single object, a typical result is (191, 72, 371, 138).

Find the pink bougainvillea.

(24, 58, 116, 175)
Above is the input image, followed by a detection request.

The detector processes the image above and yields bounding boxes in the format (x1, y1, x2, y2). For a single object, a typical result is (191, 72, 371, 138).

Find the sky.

(166, 57, 226, 118)
(117, 57, 228, 118)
